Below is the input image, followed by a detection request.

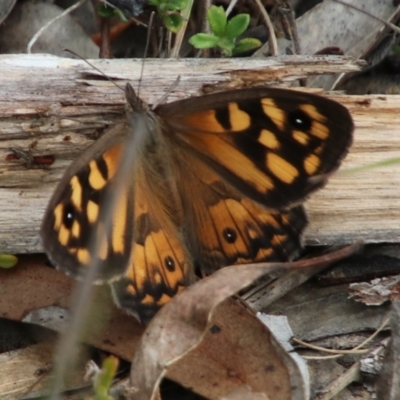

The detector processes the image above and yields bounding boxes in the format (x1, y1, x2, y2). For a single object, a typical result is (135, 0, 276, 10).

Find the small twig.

(282, 2, 301, 55)
(293, 338, 369, 356)
(200, 0, 212, 57)
(295, 315, 390, 360)
(27, 0, 87, 53)
(330, 72, 346, 90)
(226, 0, 238, 17)
(313, 361, 362, 400)
(254, 0, 278, 56)
(169, 0, 194, 57)
(313, 338, 390, 400)
(99, 16, 112, 58)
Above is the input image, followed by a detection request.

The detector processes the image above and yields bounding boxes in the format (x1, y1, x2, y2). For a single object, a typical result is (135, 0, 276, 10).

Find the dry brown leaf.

(0, 342, 88, 399)
(221, 385, 269, 400)
(129, 243, 361, 400)
(167, 298, 307, 400)
(0, 255, 144, 360)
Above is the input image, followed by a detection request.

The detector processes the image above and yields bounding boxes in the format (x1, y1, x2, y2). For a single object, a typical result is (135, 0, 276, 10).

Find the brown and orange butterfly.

(41, 83, 353, 323)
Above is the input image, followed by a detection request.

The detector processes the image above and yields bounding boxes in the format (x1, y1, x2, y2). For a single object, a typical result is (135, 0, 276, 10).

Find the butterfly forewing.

(41, 123, 136, 281)
(160, 88, 353, 209)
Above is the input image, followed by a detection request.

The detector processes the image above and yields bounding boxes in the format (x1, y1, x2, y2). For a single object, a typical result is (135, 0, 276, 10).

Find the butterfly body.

(41, 84, 353, 323)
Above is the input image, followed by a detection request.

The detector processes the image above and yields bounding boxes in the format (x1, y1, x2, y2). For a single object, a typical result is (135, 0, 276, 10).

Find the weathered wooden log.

(1, 53, 397, 254)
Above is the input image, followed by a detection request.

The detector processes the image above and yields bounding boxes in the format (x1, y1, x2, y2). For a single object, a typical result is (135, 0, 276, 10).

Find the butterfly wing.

(41, 123, 135, 281)
(41, 86, 353, 322)
(159, 87, 353, 209)
(158, 88, 353, 271)
(110, 153, 194, 323)
(41, 118, 194, 322)
(171, 152, 307, 273)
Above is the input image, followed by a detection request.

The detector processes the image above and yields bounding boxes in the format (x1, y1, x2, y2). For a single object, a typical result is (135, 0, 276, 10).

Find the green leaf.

(163, 13, 183, 33)
(166, 0, 187, 10)
(97, 4, 127, 21)
(152, 0, 187, 12)
(207, 5, 227, 37)
(189, 33, 220, 49)
(221, 48, 233, 57)
(0, 254, 18, 269)
(233, 38, 262, 55)
(225, 13, 249, 40)
(217, 36, 235, 51)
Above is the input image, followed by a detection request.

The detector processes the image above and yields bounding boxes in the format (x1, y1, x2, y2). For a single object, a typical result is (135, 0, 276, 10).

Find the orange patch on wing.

(187, 134, 274, 194)
(227, 102, 250, 131)
(58, 225, 70, 246)
(53, 204, 63, 230)
(89, 160, 107, 190)
(182, 109, 225, 133)
(128, 244, 146, 283)
(304, 153, 320, 175)
(258, 129, 279, 150)
(112, 187, 127, 254)
(157, 293, 173, 306)
(71, 220, 80, 238)
(87, 200, 99, 224)
(70, 176, 82, 212)
(261, 98, 285, 130)
(271, 234, 286, 246)
(102, 144, 123, 180)
(77, 248, 91, 265)
(292, 130, 309, 145)
(267, 153, 298, 184)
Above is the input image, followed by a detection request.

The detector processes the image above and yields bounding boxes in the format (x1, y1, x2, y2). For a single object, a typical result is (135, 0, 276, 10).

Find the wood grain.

(1, 53, 395, 254)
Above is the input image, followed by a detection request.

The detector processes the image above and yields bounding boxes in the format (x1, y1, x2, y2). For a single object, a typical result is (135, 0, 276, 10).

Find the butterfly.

(41, 83, 353, 323)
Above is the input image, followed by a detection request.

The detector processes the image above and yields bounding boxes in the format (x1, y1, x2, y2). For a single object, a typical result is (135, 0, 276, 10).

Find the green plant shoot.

(189, 5, 261, 56)
(93, 356, 119, 400)
(0, 254, 18, 269)
(149, 0, 188, 33)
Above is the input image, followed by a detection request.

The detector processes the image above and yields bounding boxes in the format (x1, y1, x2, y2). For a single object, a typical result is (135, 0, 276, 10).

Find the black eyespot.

(164, 256, 175, 272)
(63, 203, 75, 229)
(288, 109, 312, 131)
(210, 324, 221, 334)
(223, 228, 237, 243)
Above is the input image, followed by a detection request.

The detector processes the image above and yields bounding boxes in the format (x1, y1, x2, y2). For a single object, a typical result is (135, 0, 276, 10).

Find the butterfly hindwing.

(110, 162, 194, 323)
(171, 153, 307, 273)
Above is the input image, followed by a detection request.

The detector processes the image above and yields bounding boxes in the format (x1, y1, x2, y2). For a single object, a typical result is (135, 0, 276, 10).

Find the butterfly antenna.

(137, 11, 155, 97)
(64, 48, 125, 93)
(152, 75, 181, 109)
